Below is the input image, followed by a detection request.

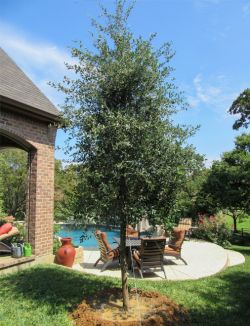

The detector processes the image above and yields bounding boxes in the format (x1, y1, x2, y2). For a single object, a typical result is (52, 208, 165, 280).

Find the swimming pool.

(56, 224, 120, 249)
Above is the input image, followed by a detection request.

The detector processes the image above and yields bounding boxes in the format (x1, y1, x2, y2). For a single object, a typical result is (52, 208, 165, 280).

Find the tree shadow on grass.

(0, 264, 118, 315)
(189, 273, 250, 325)
(141, 247, 250, 325)
(1, 249, 250, 325)
(188, 249, 250, 325)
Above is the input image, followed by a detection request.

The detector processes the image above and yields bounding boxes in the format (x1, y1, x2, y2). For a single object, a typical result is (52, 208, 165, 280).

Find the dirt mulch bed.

(71, 287, 190, 325)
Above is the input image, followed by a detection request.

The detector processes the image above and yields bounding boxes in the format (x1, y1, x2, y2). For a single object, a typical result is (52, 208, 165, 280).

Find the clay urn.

(55, 237, 76, 268)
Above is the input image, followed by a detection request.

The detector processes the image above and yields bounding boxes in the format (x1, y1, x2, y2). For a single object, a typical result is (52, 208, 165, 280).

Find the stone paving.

(73, 239, 245, 281)
(226, 249, 246, 267)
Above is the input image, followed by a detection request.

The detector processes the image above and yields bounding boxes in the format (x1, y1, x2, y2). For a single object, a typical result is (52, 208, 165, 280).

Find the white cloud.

(242, 3, 250, 16)
(186, 73, 248, 121)
(0, 22, 75, 107)
(187, 95, 200, 108)
(189, 74, 222, 107)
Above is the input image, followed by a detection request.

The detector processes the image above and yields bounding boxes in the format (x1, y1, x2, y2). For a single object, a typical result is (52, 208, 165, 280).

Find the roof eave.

(0, 95, 60, 123)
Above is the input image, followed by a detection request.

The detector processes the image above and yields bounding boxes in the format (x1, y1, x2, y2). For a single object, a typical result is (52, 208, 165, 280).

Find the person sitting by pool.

(126, 225, 139, 238)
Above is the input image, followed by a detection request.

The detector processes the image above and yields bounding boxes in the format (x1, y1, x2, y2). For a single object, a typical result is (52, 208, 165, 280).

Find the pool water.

(56, 225, 120, 249)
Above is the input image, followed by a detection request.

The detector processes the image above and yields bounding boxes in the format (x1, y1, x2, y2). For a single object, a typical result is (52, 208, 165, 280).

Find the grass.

(222, 214, 250, 244)
(0, 245, 249, 326)
(237, 220, 250, 230)
(0, 266, 120, 326)
(225, 214, 250, 230)
(137, 245, 250, 325)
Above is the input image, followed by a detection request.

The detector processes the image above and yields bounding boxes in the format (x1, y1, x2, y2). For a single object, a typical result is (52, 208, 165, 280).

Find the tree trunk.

(232, 211, 237, 233)
(120, 219, 129, 311)
(118, 174, 129, 312)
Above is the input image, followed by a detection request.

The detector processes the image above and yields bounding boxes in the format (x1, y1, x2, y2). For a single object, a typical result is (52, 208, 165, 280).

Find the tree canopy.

(229, 88, 250, 129)
(0, 149, 28, 219)
(56, 0, 200, 227)
(0, 151, 78, 222)
(201, 133, 250, 232)
(174, 167, 210, 220)
(54, 160, 78, 222)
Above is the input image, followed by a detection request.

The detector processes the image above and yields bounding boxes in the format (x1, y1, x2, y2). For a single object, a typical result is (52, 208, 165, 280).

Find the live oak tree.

(229, 88, 250, 129)
(54, 0, 200, 311)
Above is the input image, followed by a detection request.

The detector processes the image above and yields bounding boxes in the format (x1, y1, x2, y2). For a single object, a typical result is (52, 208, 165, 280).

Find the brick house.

(0, 47, 59, 260)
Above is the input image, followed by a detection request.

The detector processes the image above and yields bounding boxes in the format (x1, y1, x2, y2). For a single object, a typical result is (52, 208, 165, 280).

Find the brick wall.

(0, 108, 57, 256)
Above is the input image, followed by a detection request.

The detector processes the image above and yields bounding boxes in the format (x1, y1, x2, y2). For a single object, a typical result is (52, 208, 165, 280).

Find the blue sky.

(1, 0, 249, 165)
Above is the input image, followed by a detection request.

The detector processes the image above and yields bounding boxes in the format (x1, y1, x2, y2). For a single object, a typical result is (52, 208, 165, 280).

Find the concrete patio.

(73, 239, 245, 280)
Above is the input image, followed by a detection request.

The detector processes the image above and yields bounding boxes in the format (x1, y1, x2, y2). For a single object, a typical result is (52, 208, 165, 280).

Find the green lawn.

(137, 245, 250, 325)
(0, 245, 249, 326)
(225, 214, 250, 244)
(225, 214, 250, 230)
(238, 219, 250, 229)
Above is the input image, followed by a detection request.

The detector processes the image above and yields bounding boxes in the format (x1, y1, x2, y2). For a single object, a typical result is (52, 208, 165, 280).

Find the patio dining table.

(113, 236, 141, 269)
(113, 237, 141, 248)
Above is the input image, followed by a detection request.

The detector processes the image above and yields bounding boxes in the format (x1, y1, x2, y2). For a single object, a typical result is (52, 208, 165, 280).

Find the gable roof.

(0, 47, 59, 121)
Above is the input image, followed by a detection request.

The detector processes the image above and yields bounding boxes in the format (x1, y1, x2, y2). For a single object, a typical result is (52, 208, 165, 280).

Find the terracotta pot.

(55, 237, 76, 267)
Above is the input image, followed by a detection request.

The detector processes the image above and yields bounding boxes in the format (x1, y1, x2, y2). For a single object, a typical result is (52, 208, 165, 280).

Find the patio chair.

(126, 225, 139, 238)
(164, 229, 187, 265)
(176, 218, 192, 230)
(132, 237, 167, 279)
(175, 218, 192, 240)
(94, 230, 120, 272)
(0, 226, 19, 254)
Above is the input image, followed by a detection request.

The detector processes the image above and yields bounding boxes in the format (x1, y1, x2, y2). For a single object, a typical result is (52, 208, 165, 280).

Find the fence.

(231, 228, 250, 245)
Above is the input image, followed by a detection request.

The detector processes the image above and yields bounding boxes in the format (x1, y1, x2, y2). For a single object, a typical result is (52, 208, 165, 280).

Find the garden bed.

(71, 287, 190, 326)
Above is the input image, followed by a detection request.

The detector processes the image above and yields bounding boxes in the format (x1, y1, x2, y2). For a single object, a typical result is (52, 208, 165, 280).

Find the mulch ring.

(71, 287, 190, 326)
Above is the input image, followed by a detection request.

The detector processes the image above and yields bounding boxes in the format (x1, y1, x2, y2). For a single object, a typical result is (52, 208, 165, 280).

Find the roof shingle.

(0, 47, 59, 118)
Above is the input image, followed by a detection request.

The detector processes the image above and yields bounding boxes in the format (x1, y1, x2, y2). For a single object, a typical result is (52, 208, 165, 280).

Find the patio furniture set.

(94, 220, 190, 278)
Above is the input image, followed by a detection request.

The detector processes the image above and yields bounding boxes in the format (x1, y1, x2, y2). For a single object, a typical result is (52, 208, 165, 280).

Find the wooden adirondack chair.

(94, 230, 120, 272)
(164, 229, 187, 265)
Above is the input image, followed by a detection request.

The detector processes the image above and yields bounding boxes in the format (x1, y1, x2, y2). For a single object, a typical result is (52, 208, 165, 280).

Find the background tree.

(54, 160, 78, 221)
(0, 149, 28, 219)
(201, 134, 250, 232)
(0, 151, 78, 222)
(173, 166, 210, 221)
(54, 0, 200, 310)
(0, 157, 6, 217)
(229, 88, 250, 129)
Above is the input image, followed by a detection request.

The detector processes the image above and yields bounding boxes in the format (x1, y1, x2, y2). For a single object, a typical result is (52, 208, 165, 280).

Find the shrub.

(0, 219, 5, 227)
(192, 219, 231, 248)
(53, 224, 61, 254)
(14, 221, 26, 239)
(53, 237, 61, 255)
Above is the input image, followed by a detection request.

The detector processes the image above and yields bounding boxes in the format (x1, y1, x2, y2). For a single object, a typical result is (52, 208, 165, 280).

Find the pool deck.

(73, 239, 245, 281)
